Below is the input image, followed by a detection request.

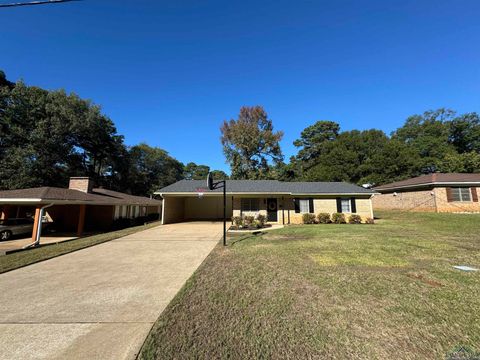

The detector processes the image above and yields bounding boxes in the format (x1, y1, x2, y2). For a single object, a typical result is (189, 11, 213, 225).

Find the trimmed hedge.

(317, 213, 331, 224)
(302, 213, 316, 224)
(331, 213, 346, 224)
(348, 214, 362, 224)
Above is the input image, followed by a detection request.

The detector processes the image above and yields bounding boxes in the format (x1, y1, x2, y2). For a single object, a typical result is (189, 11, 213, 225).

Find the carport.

(0, 191, 92, 247)
(0, 177, 162, 247)
(161, 194, 233, 224)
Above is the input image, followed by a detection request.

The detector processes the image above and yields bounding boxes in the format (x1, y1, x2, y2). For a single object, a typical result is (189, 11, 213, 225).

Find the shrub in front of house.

(331, 213, 346, 224)
(348, 214, 362, 224)
(147, 213, 160, 221)
(232, 216, 243, 228)
(302, 213, 316, 224)
(230, 214, 270, 230)
(365, 217, 375, 224)
(243, 216, 255, 227)
(317, 213, 331, 224)
(253, 220, 263, 229)
(256, 214, 266, 226)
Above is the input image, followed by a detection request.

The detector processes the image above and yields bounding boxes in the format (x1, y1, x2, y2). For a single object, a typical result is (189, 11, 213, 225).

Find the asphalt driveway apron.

(0, 222, 222, 360)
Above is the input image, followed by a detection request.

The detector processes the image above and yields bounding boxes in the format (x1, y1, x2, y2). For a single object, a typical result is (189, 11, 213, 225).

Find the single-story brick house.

(0, 177, 161, 243)
(373, 173, 480, 212)
(155, 180, 375, 224)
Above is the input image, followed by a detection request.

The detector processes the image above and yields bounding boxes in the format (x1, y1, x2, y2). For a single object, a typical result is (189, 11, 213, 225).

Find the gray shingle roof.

(156, 180, 374, 195)
(0, 186, 162, 206)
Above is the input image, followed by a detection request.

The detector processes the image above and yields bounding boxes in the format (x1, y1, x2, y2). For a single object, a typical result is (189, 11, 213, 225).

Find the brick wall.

(232, 197, 268, 218)
(434, 187, 480, 212)
(373, 186, 480, 213)
(372, 190, 436, 211)
(285, 196, 373, 224)
(68, 177, 93, 193)
(231, 195, 373, 224)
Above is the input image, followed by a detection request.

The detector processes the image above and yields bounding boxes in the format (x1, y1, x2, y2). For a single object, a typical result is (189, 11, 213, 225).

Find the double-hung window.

(451, 188, 472, 202)
(241, 198, 260, 212)
(299, 199, 310, 213)
(337, 198, 356, 213)
(341, 199, 351, 213)
(294, 198, 314, 213)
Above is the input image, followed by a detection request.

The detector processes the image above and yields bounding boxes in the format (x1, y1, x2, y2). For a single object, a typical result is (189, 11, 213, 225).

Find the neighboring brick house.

(373, 173, 480, 212)
(156, 180, 375, 224)
(0, 177, 161, 243)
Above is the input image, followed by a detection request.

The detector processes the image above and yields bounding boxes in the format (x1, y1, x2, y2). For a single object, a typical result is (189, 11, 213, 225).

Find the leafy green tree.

(220, 106, 283, 179)
(183, 162, 210, 180)
(439, 152, 480, 173)
(209, 170, 229, 180)
(69, 101, 125, 184)
(0, 70, 14, 89)
(126, 143, 184, 196)
(391, 109, 457, 172)
(0, 82, 74, 188)
(293, 120, 340, 163)
(0, 76, 127, 190)
(447, 112, 480, 154)
(358, 139, 421, 185)
(294, 126, 422, 185)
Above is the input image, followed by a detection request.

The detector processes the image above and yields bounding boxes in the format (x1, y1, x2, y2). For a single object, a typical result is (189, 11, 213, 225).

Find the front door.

(267, 198, 278, 222)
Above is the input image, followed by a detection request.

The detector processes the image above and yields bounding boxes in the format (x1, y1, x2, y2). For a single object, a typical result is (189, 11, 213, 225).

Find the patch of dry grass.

(140, 211, 480, 359)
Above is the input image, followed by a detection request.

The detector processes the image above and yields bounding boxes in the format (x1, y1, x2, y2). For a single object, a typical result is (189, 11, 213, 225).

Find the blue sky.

(1, 0, 479, 172)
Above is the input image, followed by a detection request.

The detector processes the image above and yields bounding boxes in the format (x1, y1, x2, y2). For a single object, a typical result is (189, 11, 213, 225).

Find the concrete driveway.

(0, 235, 78, 255)
(0, 222, 222, 360)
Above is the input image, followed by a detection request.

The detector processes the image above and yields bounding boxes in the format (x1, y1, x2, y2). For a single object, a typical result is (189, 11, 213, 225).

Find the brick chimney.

(69, 177, 93, 193)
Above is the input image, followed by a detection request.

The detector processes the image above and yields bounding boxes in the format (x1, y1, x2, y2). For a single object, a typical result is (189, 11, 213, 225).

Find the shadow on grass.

(229, 233, 262, 246)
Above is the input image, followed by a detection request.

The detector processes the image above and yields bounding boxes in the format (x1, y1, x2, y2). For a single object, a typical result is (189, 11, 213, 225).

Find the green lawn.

(0, 222, 161, 274)
(140, 211, 480, 360)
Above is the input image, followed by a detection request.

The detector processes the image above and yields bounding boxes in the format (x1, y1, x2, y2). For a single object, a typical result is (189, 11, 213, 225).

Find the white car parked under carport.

(0, 218, 49, 241)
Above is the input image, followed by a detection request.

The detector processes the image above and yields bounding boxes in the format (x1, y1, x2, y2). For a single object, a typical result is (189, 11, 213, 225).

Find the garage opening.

(162, 195, 233, 224)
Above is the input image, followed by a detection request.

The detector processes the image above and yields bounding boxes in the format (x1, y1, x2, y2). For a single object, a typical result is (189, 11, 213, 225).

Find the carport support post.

(77, 204, 86, 237)
(223, 182, 226, 246)
(31, 206, 42, 244)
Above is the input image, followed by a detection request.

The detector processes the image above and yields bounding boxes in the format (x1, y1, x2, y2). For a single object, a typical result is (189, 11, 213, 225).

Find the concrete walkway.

(0, 222, 222, 360)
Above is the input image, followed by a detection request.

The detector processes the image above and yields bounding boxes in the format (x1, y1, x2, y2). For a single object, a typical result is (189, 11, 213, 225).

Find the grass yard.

(0, 221, 161, 274)
(140, 211, 480, 360)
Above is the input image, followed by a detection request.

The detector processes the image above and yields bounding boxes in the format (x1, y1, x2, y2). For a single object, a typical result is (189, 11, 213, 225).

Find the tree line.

(2, 70, 479, 194)
(221, 106, 480, 185)
(0, 71, 225, 195)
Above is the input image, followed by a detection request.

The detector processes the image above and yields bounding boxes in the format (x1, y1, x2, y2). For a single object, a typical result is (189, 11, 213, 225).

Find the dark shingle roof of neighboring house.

(0, 186, 161, 206)
(90, 188, 161, 205)
(374, 173, 480, 191)
(156, 180, 374, 195)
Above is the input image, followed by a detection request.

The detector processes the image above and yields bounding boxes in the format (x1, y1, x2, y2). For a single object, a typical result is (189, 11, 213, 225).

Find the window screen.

(341, 199, 351, 213)
(451, 188, 472, 202)
(299, 199, 310, 213)
(241, 198, 260, 211)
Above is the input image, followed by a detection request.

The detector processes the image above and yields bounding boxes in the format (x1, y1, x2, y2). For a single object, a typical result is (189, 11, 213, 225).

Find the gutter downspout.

(23, 203, 54, 249)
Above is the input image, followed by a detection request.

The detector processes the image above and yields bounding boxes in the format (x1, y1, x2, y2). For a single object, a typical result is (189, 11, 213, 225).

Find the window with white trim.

(451, 187, 472, 202)
(299, 199, 310, 213)
(241, 198, 260, 212)
(341, 199, 351, 213)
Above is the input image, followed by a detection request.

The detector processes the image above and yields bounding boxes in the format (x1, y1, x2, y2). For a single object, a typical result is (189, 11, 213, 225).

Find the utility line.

(0, 0, 80, 8)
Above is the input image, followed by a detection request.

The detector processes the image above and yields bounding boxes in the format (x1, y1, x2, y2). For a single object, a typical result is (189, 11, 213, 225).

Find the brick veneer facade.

(232, 195, 373, 224)
(373, 186, 480, 212)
